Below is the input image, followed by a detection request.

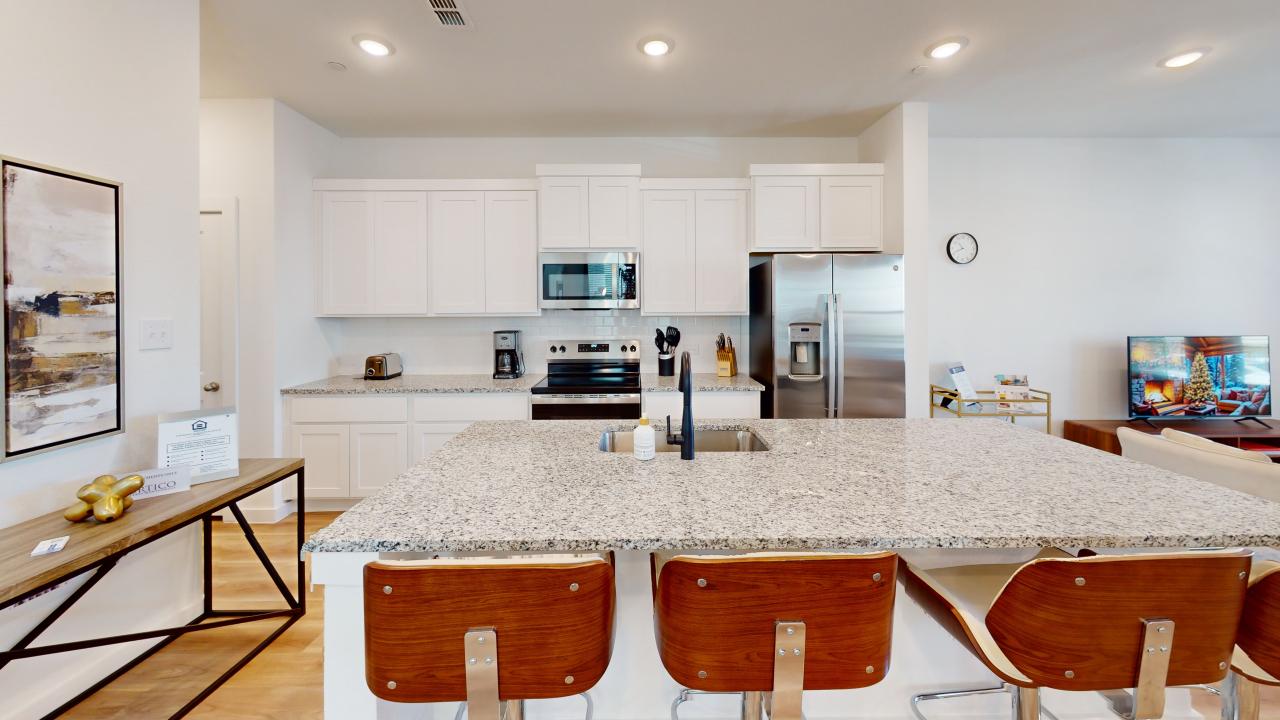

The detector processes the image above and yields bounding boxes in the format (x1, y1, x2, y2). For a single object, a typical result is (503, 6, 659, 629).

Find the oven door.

(539, 252, 640, 310)
(530, 394, 642, 420)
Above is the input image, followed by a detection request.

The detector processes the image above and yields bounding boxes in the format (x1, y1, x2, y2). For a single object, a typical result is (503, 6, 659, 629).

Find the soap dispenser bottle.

(633, 414, 656, 461)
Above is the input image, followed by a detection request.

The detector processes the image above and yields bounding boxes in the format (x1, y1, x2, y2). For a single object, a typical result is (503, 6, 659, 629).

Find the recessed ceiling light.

(327, 61, 348, 72)
(353, 35, 395, 57)
(1159, 48, 1210, 68)
(925, 37, 969, 60)
(640, 38, 672, 57)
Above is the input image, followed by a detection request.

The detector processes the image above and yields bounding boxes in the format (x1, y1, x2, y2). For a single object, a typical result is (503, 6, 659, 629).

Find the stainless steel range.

(530, 339, 641, 420)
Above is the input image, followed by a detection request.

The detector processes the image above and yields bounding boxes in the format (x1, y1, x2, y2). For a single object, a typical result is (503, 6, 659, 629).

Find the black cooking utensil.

(665, 326, 681, 350)
(655, 328, 668, 353)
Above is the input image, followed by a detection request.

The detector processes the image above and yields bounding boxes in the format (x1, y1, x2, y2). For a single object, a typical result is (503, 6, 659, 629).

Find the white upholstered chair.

(1118, 426, 1280, 719)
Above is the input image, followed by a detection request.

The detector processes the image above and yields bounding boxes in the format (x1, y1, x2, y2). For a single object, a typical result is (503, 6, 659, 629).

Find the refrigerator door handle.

(834, 292, 845, 417)
(826, 293, 837, 418)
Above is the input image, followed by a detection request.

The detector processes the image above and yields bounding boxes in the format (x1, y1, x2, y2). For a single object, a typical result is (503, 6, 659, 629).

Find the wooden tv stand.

(1064, 419, 1280, 462)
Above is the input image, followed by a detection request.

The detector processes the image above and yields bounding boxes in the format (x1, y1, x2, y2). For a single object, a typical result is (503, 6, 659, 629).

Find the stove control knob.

(629, 344, 637, 352)
(549, 345, 557, 353)
(559, 345, 567, 353)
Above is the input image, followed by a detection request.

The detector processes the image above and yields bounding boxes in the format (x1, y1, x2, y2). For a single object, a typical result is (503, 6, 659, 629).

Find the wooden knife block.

(716, 347, 738, 377)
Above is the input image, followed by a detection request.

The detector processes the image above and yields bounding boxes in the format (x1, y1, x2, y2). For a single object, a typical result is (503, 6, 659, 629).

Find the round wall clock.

(947, 232, 979, 264)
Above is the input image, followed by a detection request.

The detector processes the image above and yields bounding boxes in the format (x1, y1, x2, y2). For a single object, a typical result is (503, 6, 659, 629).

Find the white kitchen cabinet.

(641, 190, 696, 315)
(319, 191, 428, 315)
(319, 192, 375, 314)
(588, 176, 641, 248)
(642, 391, 761, 432)
(428, 191, 487, 314)
(751, 177, 819, 250)
(694, 190, 748, 314)
(642, 188, 748, 316)
(538, 177, 589, 249)
(289, 424, 350, 498)
(349, 424, 409, 497)
(820, 176, 883, 250)
(483, 191, 538, 314)
(412, 421, 471, 463)
(286, 392, 529, 499)
(373, 192, 430, 313)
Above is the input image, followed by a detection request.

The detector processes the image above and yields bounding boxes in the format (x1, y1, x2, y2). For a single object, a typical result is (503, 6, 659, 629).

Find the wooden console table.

(0, 458, 305, 719)
(1064, 419, 1280, 461)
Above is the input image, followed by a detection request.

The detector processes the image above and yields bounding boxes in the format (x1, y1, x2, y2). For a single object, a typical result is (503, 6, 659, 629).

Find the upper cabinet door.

(820, 176, 883, 250)
(641, 190, 696, 315)
(538, 177, 589, 249)
(483, 191, 538, 314)
(428, 191, 487, 314)
(588, 176, 640, 248)
(752, 176, 819, 249)
(373, 192, 428, 314)
(320, 192, 376, 314)
(695, 190, 749, 314)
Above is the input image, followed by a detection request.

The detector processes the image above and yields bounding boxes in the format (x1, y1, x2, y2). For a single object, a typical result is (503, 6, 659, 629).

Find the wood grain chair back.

(652, 552, 897, 692)
(364, 555, 614, 704)
(1238, 564, 1280, 681)
(986, 550, 1251, 691)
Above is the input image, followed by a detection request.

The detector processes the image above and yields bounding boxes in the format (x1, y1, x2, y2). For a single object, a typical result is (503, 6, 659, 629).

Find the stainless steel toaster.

(364, 353, 403, 380)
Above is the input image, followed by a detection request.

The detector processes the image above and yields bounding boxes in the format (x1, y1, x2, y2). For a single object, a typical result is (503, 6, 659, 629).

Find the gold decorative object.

(63, 474, 144, 523)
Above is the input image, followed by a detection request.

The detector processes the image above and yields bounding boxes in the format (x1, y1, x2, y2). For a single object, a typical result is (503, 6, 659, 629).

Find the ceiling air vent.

(428, 0, 471, 29)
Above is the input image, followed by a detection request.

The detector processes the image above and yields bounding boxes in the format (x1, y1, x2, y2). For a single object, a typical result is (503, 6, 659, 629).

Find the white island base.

(312, 549, 1210, 720)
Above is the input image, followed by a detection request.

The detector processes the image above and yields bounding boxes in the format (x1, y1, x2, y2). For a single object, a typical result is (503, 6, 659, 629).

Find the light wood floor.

(58, 511, 1280, 718)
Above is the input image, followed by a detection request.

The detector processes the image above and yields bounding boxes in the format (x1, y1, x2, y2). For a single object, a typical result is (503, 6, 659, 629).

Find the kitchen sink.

(598, 429, 768, 453)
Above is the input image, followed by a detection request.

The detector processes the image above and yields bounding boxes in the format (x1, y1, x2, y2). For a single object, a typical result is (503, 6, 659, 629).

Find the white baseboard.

(235, 499, 297, 524)
(11, 599, 203, 720)
(304, 497, 359, 512)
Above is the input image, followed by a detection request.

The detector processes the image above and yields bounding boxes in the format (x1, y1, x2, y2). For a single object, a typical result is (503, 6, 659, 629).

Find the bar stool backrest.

(363, 556, 614, 703)
(1238, 565, 1280, 679)
(985, 550, 1251, 691)
(652, 552, 897, 692)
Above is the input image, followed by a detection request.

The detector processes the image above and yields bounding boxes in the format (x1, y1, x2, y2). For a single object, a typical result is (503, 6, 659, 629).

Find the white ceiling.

(200, 0, 1280, 138)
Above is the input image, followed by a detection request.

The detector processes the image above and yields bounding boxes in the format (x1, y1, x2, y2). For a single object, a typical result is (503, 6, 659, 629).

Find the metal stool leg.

(742, 690, 764, 720)
(1011, 687, 1039, 720)
(579, 691, 594, 720)
(910, 684, 1020, 720)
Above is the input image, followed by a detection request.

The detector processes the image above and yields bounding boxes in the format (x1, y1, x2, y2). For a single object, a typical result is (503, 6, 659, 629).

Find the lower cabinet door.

(349, 424, 409, 497)
(412, 421, 473, 463)
(290, 424, 351, 498)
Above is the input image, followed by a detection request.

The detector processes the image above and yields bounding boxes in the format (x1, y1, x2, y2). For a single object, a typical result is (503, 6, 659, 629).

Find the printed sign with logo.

(156, 407, 239, 484)
(131, 465, 193, 500)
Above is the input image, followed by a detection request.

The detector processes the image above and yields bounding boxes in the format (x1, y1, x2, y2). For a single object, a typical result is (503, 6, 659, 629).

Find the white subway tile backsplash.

(322, 311, 746, 376)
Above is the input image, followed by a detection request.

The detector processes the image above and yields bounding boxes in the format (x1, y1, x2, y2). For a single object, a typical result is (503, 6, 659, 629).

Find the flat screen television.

(1128, 336, 1272, 418)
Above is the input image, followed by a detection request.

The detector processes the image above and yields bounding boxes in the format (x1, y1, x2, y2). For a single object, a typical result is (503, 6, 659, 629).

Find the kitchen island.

(305, 418, 1280, 719)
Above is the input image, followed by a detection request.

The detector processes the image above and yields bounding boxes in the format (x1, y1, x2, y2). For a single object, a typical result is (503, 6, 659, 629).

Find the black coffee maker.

(493, 330, 525, 379)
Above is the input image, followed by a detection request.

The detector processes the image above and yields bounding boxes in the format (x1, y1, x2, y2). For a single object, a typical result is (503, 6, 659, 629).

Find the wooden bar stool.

(901, 548, 1252, 720)
(364, 554, 615, 720)
(651, 550, 898, 720)
(1225, 558, 1280, 720)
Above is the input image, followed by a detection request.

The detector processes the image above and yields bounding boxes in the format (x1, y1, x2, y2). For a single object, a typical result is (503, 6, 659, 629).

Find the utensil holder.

(716, 347, 738, 377)
(658, 353, 675, 377)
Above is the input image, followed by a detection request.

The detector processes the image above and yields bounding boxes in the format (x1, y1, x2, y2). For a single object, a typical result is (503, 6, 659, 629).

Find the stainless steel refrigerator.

(748, 254, 905, 418)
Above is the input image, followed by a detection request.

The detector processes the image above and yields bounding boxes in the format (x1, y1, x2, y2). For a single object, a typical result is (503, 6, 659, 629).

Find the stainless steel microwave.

(539, 252, 640, 310)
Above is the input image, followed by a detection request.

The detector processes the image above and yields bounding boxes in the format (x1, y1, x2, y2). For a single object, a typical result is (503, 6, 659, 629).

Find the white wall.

(0, 1, 201, 716)
(200, 99, 338, 517)
(859, 104, 930, 417)
(326, 136, 857, 178)
(929, 138, 1280, 432)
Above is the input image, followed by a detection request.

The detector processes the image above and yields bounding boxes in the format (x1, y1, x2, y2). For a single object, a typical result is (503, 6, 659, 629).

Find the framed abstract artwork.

(0, 157, 123, 460)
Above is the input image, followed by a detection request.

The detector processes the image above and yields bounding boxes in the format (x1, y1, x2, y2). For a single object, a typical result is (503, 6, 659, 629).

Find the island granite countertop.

(281, 374, 541, 395)
(303, 418, 1280, 554)
(641, 373, 763, 392)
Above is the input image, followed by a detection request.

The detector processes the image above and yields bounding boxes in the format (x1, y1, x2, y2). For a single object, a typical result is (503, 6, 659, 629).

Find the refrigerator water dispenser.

(788, 323, 823, 378)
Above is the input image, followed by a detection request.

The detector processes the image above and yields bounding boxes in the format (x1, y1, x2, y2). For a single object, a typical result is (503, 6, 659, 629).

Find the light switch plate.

(139, 318, 174, 350)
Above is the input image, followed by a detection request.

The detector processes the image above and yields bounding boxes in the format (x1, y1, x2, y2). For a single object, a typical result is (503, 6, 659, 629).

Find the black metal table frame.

(0, 467, 305, 719)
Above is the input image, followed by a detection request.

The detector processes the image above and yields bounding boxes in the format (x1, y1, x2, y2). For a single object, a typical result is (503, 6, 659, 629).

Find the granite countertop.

(281, 374, 542, 395)
(303, 418, 1280, 553)
(641, 373, 764, 392)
